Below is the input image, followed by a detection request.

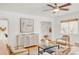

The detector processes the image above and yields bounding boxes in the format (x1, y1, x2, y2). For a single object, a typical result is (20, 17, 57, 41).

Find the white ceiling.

(0, 3, 79, 17)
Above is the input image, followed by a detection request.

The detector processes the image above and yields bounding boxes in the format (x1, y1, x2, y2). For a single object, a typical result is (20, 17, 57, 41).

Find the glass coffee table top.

(38, 44, 59, 55)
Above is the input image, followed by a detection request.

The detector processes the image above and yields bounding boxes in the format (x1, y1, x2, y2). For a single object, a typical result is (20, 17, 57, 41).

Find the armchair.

(56, 35, 71, 55)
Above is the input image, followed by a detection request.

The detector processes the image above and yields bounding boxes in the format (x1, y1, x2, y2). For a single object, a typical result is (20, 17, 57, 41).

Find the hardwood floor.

(68, 45, 79, 55)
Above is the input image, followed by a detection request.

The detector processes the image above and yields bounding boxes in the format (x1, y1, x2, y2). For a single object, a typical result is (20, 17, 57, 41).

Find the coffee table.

(38, 44, 59, 55)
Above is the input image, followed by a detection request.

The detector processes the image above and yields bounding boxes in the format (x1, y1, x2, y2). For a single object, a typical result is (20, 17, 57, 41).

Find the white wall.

(1, 9, 79, 50)
(0, 10, 54, 50)
(53, 11, 79, 45)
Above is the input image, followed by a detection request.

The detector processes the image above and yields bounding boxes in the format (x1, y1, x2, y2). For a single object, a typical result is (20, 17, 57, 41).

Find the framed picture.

(20, 18, 34, 33)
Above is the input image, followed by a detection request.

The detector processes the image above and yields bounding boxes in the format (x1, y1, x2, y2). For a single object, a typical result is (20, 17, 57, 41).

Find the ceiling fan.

(43, 3, 72, 13)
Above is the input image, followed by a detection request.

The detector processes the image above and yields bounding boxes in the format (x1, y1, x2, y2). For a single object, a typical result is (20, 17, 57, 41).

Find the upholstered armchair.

(56, 35, 71, 55)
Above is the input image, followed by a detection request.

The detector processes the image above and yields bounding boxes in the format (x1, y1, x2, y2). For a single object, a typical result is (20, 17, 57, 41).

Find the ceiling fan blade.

(59, 3, 71, 8)
(47, 4, 55, 8)
(60, 8, 69, 11)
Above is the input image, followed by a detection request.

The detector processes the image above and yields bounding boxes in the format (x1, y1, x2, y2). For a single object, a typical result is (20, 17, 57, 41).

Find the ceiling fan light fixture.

(53, 8, 60, 12)
(45, 3, 71, 13)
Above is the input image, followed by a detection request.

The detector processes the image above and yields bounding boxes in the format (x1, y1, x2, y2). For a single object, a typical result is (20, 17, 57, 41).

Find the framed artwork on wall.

(20, 18, 34, 33)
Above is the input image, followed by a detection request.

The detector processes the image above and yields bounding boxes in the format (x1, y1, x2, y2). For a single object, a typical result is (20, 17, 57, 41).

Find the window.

(41, 22, 52, 39)
(61, 19, 78, 34)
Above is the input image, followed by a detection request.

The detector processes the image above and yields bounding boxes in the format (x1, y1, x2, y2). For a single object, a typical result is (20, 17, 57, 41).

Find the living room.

(0, 3, 79, 55)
